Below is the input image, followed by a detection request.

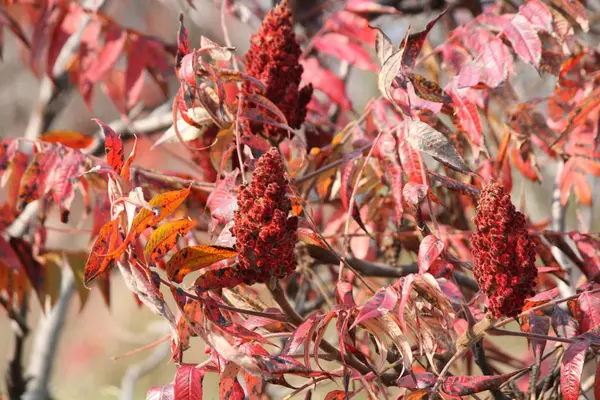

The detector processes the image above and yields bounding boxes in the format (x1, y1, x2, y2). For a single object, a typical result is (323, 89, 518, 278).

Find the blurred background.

(1, 0, 599, 399)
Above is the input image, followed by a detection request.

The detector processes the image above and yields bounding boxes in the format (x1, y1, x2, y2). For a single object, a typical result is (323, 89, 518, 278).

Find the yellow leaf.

(144, 219, 193, 263)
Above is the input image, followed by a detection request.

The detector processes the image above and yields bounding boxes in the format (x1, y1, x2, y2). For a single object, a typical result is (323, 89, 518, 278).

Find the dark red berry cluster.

(242, 0, 312, 144)
(471, 182, 537, 318)
(232, 148, 298, 284)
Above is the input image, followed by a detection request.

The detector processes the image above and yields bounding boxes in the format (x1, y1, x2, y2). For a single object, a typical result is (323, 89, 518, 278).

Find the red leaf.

(313, 33, 378, 71)
(83, 27, 127, 84)
(351, 286, 398, 328)
(560, 338, 590, 400)
(326, 10, 376, 46)
(17, 149, 60, 210)
(194, 266, 246, 292)
(503, 14, 541, 67)
(450, 86, 482, 151)
(418, 235, 444, 274)
(4, 152, 29, 212)
(325, 390, 351, 400)
(519, 0, 552, 32)
(441, 371, 520, 395)
(595, 359, 600, 400)
(244, 371, 263, 400)
(147, 384, 174, 400)
(206, 170, 238, 230)
(569, 233, 600, 283)
(336, 280, 356, 307)
(570, 291, 600, 333)
(125, 36, 149, 109)
(402, 9, 448, 69)
(283, 312, 320, 355)
(50, 150, 85, 223)
(174, 364, 204, 400)
(481, 36, 512, 88)
(93, 118, 124, 174)
(301, 58, 351, 110)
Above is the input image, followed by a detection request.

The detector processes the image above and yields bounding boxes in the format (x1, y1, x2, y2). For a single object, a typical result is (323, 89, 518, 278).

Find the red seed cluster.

(242, 0, 313, 144)
(471, 182, 537, 318)
(232, 148, 298, 284)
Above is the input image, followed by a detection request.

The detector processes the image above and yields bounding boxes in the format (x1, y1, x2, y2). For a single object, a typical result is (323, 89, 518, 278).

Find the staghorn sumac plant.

(1, 0, 600, 399)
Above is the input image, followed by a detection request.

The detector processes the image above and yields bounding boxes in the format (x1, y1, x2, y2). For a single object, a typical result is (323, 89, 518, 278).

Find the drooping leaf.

(84, 218, 122, 285)
(374, 26, 393, 65)
(167, 245, 237, 283)
(219, 363, 244, 400)
(569, 291, 600, 333)
(351, 286, 398, 328)
(481, 36, 512, 88)
(378, 31, 409, 106)
(450, 85, 482, 152)
(17, 148, 61, 210)
(560, 338, 590, 400)
(3, 151, 29, 211)
(418, 235, 444, 274)
(244, 371, 263, 400)
(174, 364, 204, 400)
(147, 384, 174, 400)
(144, 219, 193, 264)
(402, 9, 448, 69)
(301, 58, 351, 110)
(121, 136, 137, 181)
(194, 266, 247, 292)
(314, 33, 378, 71)
(93, 118, 124, 174)
(283, 312, 321, 355)
(406, 119, 472, 174)
(408, 73, 452, 103)
(549, 0, 589, 32)
(503, 14, 541, 67)
(520, 0, 553, 32)
(441, 371, 521, 395)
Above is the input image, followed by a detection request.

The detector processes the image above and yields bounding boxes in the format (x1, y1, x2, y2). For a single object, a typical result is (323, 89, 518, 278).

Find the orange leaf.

(167, 245, 237, 283)
(84, 218, 122, 286)
(144, 218, 193, 264)
(40, 130, 94, 149)
(109, 186, 192, 257)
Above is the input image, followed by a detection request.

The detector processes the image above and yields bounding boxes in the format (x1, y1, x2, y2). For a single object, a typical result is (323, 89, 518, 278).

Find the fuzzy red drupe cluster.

(471, 182, 538, 318)
(242, 0, 313, 144)
(232, 147, 298, 284)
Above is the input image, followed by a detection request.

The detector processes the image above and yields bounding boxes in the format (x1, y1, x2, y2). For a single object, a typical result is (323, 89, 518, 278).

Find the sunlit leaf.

(144, 219, 193, 264)
(167, 245, 237, 283)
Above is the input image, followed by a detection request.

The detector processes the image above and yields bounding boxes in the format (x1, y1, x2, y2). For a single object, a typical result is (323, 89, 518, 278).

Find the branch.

(120, 340, 170, 400)
(3, 294, 30, 399)
(22, 266, 76, 400)
(306, 244, 479, 291)
(269, 282, 399, 386)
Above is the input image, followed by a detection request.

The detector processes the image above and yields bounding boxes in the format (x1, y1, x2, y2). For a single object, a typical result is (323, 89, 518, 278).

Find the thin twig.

(120, 341, 171, 400)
